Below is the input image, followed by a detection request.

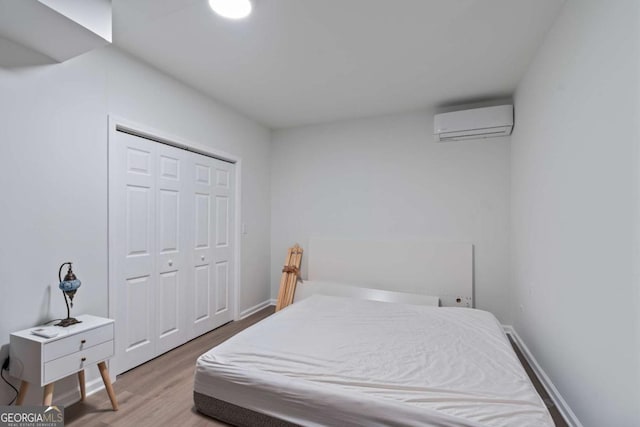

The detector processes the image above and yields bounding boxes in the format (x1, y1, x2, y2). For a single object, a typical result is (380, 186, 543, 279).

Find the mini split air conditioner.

(433, 105, 513, 142)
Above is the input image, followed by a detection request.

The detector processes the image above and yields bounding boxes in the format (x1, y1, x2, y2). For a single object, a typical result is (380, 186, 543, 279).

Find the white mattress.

(195, 295, 553, 427)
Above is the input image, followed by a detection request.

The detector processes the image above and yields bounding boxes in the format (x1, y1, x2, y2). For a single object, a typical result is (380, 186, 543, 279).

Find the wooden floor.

(66, 307, 567, 427)
(65, 307, 274, 427)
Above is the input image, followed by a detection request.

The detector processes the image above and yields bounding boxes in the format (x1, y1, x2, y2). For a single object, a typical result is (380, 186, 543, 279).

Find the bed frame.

(194, 392, 294, 427)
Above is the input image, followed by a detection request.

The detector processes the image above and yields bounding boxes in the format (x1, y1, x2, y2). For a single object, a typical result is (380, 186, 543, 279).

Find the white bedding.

(195, 295, 553, 427)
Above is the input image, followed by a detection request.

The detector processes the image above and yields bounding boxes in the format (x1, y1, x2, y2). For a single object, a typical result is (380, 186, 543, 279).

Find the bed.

(194, 239, 553, 426)
(194, 294, 554, 426)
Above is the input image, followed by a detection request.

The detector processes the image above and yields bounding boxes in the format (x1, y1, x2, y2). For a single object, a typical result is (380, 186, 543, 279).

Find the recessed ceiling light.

(208, 0, 252, 20)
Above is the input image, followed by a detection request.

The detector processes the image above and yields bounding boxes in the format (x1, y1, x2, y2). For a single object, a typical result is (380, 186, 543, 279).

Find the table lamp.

(55, 262, 82, 327)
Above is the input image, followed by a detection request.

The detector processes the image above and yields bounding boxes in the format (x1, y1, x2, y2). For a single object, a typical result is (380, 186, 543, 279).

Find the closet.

(108, 128, 235, 375)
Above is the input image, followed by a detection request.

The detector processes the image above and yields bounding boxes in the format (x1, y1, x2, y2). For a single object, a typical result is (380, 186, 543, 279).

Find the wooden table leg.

(16, 380, 29, 405)
(77, 370, 86, 401)
(98, 361, 118, 411)
(43, 383, 54, 406)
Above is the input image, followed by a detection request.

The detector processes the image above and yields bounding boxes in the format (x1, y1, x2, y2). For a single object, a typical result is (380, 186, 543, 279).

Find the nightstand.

(9, 314, 118, 410)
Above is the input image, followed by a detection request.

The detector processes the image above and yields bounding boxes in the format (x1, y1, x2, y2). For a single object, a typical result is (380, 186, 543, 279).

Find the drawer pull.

(81, 357, 87, 362)
(81, 339, 86, 344)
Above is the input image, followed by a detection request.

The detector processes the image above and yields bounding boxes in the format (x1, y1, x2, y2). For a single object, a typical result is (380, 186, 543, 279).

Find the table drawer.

(43, 323, 113, 362)
(43, 340, 114, 384)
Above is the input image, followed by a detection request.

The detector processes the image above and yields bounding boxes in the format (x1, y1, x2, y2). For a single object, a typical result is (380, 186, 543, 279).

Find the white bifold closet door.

(109, 130, 234, 375)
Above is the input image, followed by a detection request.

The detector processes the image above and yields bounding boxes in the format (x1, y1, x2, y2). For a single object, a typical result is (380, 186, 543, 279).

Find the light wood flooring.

(66, 306, 567, 427)
(65, 307, 274, 427)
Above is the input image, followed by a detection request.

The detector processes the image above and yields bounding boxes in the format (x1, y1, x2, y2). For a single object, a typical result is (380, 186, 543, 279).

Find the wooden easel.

(275, 244, 303, 311)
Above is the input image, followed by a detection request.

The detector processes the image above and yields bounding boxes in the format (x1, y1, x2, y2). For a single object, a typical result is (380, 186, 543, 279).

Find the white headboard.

(294, 280, 440, 307)
(308, 238, 473, 307)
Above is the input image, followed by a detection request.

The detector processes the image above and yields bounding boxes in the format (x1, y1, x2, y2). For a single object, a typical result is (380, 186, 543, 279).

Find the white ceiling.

(113, 0, 564, 129)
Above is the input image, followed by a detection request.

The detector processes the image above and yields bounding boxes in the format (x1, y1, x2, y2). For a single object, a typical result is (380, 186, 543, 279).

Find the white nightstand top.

(11, 315, 114, 343)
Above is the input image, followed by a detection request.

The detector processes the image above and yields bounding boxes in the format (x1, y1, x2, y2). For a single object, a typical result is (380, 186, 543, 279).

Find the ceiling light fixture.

(209, 0, 252, 20)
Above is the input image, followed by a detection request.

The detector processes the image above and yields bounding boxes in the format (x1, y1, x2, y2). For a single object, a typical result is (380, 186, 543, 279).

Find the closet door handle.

(81, 357, 86, 362)
(81, 339, 86, 344)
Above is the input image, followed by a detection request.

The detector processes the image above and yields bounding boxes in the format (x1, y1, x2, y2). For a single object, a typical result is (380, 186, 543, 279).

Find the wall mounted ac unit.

(434, 105, 513, 142)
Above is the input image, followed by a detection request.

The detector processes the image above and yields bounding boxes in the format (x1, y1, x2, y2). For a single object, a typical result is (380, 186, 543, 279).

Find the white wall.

(271, 110, 511, 321)
(510, 0, 640, 425)
(0, 46, 271, 405)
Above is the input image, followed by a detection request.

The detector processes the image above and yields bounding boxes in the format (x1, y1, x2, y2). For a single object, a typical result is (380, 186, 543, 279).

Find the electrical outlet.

(441, 296, 472, 308)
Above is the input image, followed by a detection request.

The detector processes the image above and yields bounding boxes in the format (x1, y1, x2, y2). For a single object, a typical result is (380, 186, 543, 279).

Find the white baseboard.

(240, 299, 273, 319)
(269, 298, 277, 306)
(55, 377, 105, 407)
(503, 325, 583, 427)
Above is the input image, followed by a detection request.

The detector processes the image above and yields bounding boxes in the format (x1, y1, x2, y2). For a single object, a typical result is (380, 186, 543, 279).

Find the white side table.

(9, 314, 118, 410)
